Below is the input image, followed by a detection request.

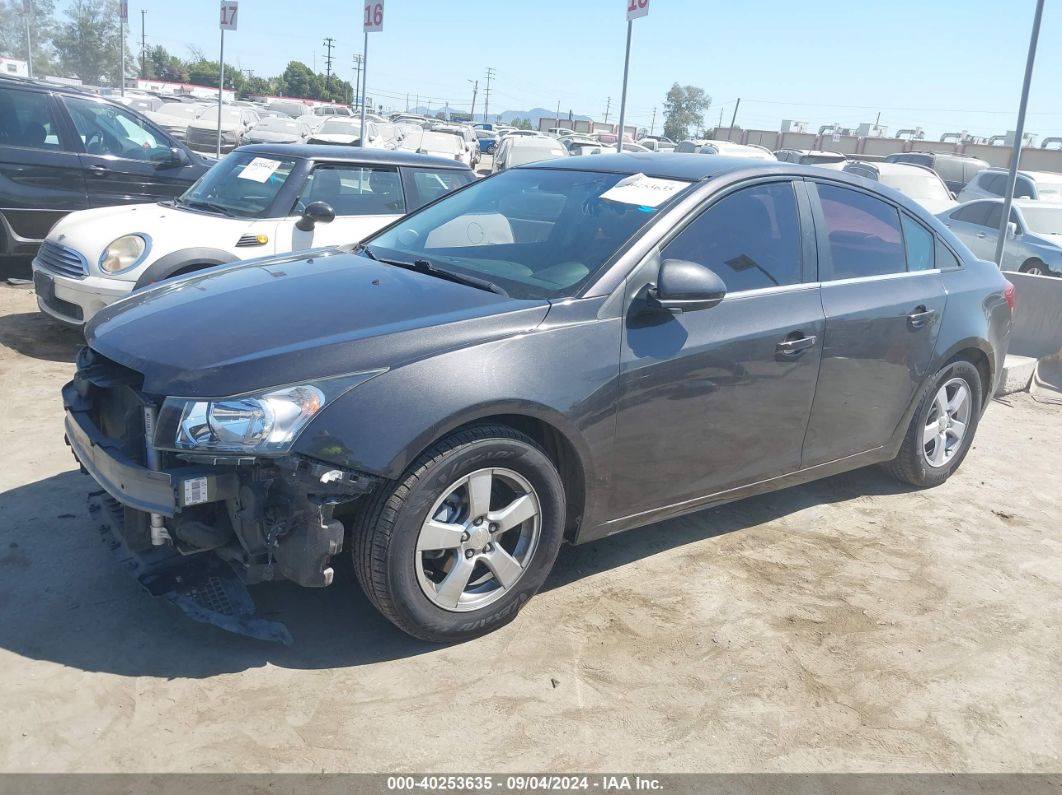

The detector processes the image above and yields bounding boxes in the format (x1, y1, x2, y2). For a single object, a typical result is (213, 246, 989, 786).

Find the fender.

(133, 247, 239, 290)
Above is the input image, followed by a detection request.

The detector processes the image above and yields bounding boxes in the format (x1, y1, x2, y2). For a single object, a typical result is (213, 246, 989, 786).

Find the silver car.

(938, 198, 1062, 275)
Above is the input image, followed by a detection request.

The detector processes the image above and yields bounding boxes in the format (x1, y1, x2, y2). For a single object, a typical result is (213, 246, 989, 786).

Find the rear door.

(61, 94, 202, 207)
(0, 84, 87, 251)
(940, 200, 997, 259)
(801, 181, 947, 466)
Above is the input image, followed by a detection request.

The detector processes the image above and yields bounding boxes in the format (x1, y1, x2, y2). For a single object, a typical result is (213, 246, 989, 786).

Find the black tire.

(351, 424, 566, 642)
(1019, 259, 1046, 275)
(885, 359, 983, 488)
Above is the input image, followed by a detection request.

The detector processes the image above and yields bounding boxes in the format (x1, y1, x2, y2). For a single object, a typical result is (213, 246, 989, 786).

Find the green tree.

(276, 60, 324, 99)
(53, 0, 132, 86)
(145, 44, 187, 82)
(511, 117, 532, 130)
(663, 83, 711, 142)
(186, 58, 242, 91)
(0, 0, 59, 75)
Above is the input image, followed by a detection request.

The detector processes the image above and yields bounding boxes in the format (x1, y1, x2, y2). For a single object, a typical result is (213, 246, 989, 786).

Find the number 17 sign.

(364, 0, 384, 32)
(627, 0, 649, 21)
(220, 0, 238, 30)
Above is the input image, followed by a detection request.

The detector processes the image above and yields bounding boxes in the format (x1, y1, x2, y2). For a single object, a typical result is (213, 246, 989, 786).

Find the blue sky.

(106, 0, 1062, 138)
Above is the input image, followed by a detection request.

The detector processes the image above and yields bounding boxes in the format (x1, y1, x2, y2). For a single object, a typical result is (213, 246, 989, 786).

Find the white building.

(1, 57, 30, 77)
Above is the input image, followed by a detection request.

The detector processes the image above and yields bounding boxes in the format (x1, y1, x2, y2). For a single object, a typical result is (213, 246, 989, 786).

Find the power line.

(322, 37, 335, 96)
(483, 66, 495, 124)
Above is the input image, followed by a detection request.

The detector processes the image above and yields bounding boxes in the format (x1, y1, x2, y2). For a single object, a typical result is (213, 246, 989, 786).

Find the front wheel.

(1020, 259, 1046, 275)
(352, 424, 566, 642)
(885, 359, 983, 488)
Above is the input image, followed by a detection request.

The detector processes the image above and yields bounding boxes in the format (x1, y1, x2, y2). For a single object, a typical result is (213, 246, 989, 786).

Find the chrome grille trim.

(35, 240, 88, 279)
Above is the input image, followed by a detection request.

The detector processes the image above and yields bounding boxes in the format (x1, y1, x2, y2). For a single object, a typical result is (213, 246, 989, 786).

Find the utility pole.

(140, 10, 146, 78)
(468, 79, 478, 120)
(556, 99, 560, 129)
(727, 98, 741, 141)
(322, 37, 335, 98)
(648, 107, 656, 136)
(23, 0, 33, 79)
(483, 66, 495, 124)
(405, 93, 409, 112)
(996, 0, 1045, 265)
(603, 97, 611, 125)
(352, 53, 363, 109)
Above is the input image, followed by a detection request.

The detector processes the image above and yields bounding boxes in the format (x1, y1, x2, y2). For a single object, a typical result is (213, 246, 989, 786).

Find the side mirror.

(1007, 221, 1018, 239)
(155, 146, 189, 167)
(647, 259, 728, 313)
(296, 201, 336, 231)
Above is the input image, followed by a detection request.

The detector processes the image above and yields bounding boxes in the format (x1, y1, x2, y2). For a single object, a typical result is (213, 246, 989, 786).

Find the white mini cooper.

(31, 145, 475, 326)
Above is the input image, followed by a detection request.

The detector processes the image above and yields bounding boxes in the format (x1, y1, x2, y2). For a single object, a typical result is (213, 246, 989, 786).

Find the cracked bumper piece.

(63, 374, 382, 642)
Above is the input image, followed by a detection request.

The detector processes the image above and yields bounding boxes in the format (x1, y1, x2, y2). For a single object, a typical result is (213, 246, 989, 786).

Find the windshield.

(881, 172, 951, 201)
(319, 119, 360, 134)
(1020, 206, 1062, 235)
(198, 107, 245, 126)
(365, 168, 692, 299)
(421, 132, 462, 153)
(176, 151, 299, 218)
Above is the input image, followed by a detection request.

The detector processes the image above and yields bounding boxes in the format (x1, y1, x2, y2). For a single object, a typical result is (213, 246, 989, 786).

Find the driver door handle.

(87, 164, 108, 175)
(776, 334, 817, 355)
(976, 232, 987, 238)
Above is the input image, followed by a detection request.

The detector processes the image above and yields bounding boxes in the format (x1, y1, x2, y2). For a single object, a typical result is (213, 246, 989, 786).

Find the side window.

(407, 168, 474, 210)
(0, 87, 63, 150)
(63, 96, 168, 159)
(901, 215, 934, 271)
(1014, 176, 1035, 199)
(952, 201, 992, 225)
(984, 204, 1020, 230)
(297, 165, 405, 216)
(981, 173, 1005, 196)
(935, 238, 961, 271)
(816, 183, 906, 279)
(662, 181, 803, 292)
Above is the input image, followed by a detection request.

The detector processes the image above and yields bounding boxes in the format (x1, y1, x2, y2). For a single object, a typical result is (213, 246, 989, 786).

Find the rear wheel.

(351, 424, 565, 642)
(885, 359, 983, 488)
(1020, 258, 1046, 275)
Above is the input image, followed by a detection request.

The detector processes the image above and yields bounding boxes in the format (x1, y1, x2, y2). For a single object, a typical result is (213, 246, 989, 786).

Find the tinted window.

(0, 87, 63, 150)
(980, 173, 1005, 195)
(817, 184, 906, 279)
(663, 182, 802, 292)
(984, 204, 1020, 230)
(901, 215, 934, 271)
(935, 238, 961, 271)
(407, 168, 474, 210)
(1014, 176, 1035, 199)
(952, 202, 993, 225)
(64, 96, 169, 159)
(298, 165, 405, 216)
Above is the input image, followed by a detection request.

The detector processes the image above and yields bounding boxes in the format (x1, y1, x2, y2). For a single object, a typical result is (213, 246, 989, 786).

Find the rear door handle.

(976, 232, 987, 238)
(776, 334, 817, 355)
(908, 306, 937, 329)
(88, 164, 108, 175)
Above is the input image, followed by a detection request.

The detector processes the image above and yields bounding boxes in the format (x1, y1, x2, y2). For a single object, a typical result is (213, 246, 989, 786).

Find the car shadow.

(0, 309, 83, 363)
(0, 466, 910, 679)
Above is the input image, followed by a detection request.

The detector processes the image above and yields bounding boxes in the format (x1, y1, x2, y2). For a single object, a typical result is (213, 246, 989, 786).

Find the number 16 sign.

(364, 0, 384, 32)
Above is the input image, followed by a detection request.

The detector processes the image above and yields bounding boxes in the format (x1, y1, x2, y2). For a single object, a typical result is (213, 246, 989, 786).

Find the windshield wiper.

(359, 247, 508, 296)
(180, 199, 235, 217)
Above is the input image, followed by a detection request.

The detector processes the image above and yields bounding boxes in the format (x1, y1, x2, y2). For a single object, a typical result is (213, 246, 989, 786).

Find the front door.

(61, 95, 201, 207)
(609, 180, 825, 521)
(801, 181, 947, 465)
(274, 162, 406, 252)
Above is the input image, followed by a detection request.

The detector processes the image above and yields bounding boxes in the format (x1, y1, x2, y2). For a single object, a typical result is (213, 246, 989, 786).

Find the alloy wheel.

(922, 377, 972, 468)
(415, 468, 541, 612)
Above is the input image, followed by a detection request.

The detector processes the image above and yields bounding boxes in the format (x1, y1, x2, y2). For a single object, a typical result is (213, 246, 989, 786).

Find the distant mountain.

(398, 104, 593, 125)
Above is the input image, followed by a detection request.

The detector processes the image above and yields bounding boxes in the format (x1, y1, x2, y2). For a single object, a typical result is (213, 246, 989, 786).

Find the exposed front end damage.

(64, 347, 382, 643)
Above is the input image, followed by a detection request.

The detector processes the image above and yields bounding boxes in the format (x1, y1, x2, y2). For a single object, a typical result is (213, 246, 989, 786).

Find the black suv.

(0, 75, 210, 257)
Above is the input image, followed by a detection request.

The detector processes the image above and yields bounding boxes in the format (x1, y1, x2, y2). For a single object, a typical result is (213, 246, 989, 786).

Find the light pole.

(995, 0, 1045, 266)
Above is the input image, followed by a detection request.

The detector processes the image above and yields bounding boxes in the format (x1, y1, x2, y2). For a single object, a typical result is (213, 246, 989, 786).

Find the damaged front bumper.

(63, 361, 382, 643)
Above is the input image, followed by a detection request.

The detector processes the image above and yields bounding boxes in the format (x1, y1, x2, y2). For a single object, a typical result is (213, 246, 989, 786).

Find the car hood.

(188, 120, 242, 133)
(247, 130, 303, 143)
(86, 250, 550, 397)
(310, 133, 359, 144)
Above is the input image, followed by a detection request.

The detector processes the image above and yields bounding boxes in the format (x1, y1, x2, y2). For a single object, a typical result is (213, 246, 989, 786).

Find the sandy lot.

(0, 282, 1060, 773)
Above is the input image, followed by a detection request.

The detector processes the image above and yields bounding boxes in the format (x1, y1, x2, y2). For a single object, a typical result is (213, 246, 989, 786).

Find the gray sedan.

(938, 198, 1062, 275)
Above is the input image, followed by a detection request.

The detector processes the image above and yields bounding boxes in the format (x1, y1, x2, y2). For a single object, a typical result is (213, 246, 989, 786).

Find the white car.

(430, 124, 479, 167)
(957, 167, 1062, 203)
(843, 161, 958, 215)
(694, 140, 776, 160)
(245, 117, 312, 145)
(185, 106, 260, 155)
(401, 130, 467, 163)
(492, 136, 568, 172)
(143, 103, 209, 142)
(31, 146, 476, 327)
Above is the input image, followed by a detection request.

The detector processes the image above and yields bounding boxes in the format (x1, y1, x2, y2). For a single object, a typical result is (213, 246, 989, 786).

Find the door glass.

(296, 165, 405, 216)
(0, 87, 63, 150)
(1014, 177, 1035, 199)
(64, 95, 169, 160)
(982, 173, 1005, 195)
(662, 181, 803, 292)
(817, 184, 906, 279)
(407, 168, 475, 209)
(952, 202, 992, 226)
(901, 215, 934, 271)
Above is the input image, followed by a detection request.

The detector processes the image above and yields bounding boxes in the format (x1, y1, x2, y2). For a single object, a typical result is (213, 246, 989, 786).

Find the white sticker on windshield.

(599, 173, 686, 207)
(237, 157, 283, 183)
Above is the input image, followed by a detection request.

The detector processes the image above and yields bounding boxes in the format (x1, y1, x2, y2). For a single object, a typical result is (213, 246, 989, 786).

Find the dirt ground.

(0, 282, 1060, 774)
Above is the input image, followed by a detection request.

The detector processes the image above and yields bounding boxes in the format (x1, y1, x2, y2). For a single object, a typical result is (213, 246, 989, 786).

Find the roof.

(523, 152, 789, 180)
(235, 143, 472, 170)
(846, 161, 939, 176)
(983, 166, 1062, 180)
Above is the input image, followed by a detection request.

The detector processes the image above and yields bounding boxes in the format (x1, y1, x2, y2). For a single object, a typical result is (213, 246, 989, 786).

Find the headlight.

(99, 234, 150, 274)
(155, 371, 384, 454)
(222, 130, 238, 143)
